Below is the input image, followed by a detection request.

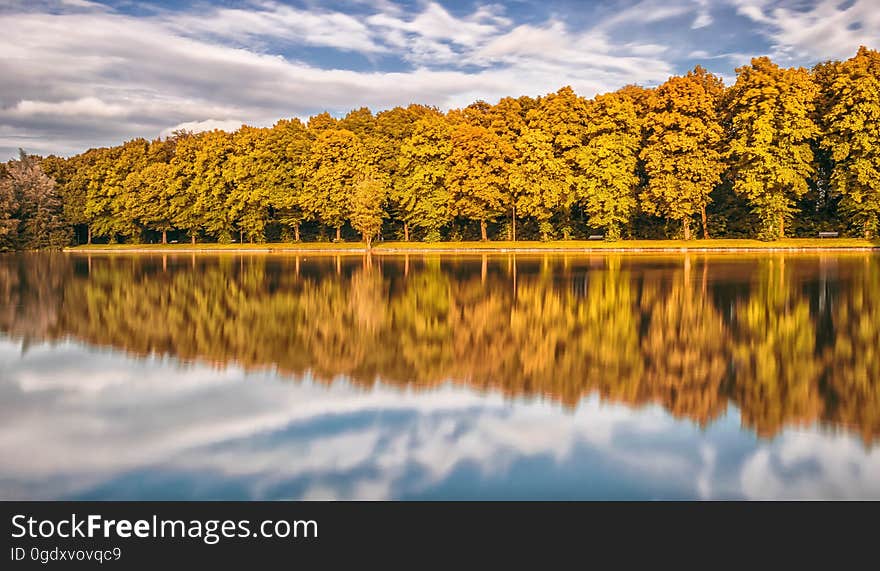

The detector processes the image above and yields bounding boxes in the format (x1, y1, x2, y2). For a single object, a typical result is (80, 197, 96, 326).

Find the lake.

(1, 251, 878, 500)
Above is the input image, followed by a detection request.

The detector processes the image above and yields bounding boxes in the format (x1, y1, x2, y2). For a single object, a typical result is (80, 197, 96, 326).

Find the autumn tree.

(525, 87, 587, 238)
(1, 151, 69, 249)
(302, 129, 366, 241)
(0, 166, 17, 250)
(188, 130, 236, 242)
(224, 125, 273, 242)
(574, 90, 642, 241)
(510, 127, 571, 240)
(641, 67, 726, 240)
(58, 149, 107, 244)
(446, 124, 514, 241)
(349, 175, 386, 248)
(376, 105, 440, 241)
(307, 112, 338, 133)
(819, 46, 880, 238)
(84, 141, 152, 242)
(395, 115, 453, 241)
(41, 154, 88, 243)
(338, 107, 376, 137)
(264, 118, 311, 242)
(126, 161, 176, 244)
(727, 57, 819, 239)
(166, 132, 204, 244)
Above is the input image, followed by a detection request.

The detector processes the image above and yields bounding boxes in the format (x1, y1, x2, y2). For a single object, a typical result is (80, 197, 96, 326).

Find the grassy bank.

(65, 238, 880, 254)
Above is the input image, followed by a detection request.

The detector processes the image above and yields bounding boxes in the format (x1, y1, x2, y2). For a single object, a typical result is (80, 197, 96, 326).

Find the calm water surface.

(1, 252, 878, 500)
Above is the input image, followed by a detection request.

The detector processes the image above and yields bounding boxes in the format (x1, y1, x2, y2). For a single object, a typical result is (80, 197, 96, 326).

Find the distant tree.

(727, 57, 819, 239)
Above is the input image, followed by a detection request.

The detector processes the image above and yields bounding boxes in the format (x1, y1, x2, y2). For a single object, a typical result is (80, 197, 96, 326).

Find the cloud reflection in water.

(1, 338, 878, 500)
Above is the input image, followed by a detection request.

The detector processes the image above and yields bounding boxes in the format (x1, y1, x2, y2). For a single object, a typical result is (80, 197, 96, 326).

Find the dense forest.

(1, 47, 878, 249)
(1, 253, 877, 442)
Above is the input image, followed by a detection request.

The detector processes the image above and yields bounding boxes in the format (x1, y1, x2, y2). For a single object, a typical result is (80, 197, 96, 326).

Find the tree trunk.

(404, 222, 409, 242)
(701, 206, 709, 239)
(778, 212, 785, 239)
(294, 223, 300, 243)
(162, 230, 167, 245)
(512, 206, 516, 242)
(683, 219, 691, 241)
(87, 226, 92, 245)
(239, 230, 243, 244)
(365, 234, 372, 250)
(191, 233, 196, 245)
(336, 226, 341, 242)
(480, 220, 488, 241)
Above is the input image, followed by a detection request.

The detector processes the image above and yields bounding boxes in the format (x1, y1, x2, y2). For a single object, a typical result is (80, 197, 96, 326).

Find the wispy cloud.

(730, 0, 880, 62)
(0, 0, 875, 158)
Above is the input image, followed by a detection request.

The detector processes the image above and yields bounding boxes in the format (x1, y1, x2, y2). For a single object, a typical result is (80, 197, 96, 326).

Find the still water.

(1, 252, 878, 500)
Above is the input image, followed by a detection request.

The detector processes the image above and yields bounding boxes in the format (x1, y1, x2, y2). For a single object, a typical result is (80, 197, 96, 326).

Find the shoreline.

(63, 239, 880, 255)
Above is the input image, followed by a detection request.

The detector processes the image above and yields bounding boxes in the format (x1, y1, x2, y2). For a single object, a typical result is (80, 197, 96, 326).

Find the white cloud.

(730, 0, 880, 62)
(10, 97, 127, 118)
(164, 1, 385, 54)
(601, 0, 693, 29)
(2, 0, 871, 159)
(0, 0, 685, 158)
(692, 0, 713, 28)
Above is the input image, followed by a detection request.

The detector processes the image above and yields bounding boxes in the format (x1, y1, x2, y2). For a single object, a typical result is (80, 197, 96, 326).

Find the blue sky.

(0, 0, 877, 158)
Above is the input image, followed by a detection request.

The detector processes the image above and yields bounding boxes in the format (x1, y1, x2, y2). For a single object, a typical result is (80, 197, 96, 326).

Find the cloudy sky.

(1, 0, 877, 159)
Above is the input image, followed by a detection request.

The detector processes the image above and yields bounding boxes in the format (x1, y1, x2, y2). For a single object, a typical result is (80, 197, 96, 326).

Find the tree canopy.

(3, 47, 879, 248)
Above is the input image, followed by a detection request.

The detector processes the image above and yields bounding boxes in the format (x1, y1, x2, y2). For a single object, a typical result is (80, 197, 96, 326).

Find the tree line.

(1, 47, 878, 249)
(1, 252, 877, 443)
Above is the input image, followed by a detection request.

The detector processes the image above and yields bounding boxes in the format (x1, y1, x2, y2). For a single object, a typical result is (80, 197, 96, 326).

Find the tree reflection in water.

(1, 251, 878, 444)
